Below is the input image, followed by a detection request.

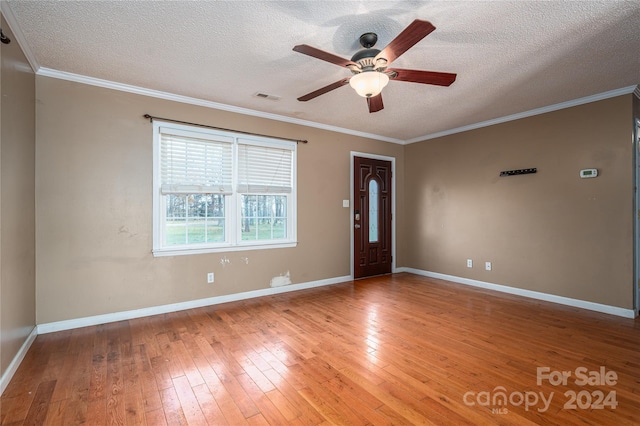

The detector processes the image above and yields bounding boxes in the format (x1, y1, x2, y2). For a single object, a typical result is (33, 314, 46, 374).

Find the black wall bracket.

(0, 29, 11, 45)
(500, 168, 537, 177)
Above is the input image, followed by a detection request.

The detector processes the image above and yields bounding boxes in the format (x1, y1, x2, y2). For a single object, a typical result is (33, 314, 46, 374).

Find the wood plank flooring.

(1, 272, 639, 425)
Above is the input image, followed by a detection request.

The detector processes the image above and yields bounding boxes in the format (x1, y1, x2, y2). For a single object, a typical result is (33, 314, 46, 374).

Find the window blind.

(237, 142, 293, 194)
(160, 128, 233, 194)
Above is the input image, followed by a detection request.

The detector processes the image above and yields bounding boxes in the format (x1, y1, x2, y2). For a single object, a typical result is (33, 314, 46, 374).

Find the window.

(368, 179, 379, 242)
(153, 121, 296, 256)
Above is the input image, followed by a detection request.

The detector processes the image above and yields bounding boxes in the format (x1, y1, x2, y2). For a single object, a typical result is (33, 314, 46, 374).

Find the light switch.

(343, 200, 350, 208)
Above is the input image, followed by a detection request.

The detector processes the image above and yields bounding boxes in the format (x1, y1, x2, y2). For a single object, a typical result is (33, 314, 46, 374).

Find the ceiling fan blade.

(388, 68, 457, 86)
(367, 94, 384, 113)
(374, 20, 436, 65)
(297, 78, 351, 102)
(293, 44, 358, 68)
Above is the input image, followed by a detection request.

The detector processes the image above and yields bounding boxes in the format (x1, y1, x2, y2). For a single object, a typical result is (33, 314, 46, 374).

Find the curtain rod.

(143, 114, 308, 144)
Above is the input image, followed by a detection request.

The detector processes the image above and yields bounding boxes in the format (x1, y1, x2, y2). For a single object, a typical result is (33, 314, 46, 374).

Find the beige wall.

(30, 72, 638, 324)
(35, 76, 405, 324)
(0, 15, 36, 376)
(405, 95, 634, 309)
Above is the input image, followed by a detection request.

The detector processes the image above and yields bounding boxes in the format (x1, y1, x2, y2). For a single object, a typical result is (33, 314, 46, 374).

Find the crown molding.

(406, 85, 638, 144)
(0, 2, 40, 72)
(33, 67, 636, 147)
(2, 0, 636, 146)
(36, 67, 404, 145)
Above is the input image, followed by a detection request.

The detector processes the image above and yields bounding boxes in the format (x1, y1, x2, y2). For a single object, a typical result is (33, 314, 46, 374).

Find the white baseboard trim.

(0, 326, 38, 396)
(37, 275, 352, 334)
(398, 267, 636, 319)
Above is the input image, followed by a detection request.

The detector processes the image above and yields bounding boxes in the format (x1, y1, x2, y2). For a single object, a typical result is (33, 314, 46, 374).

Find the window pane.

(369, 180, 379, 243)
(207, 222, 224, 242)
(187, 223, 206, 243)
(206, 194, 226, 243)
(165, 194, 225, 245)
(241, 195, 287, 241)
(166, 194, 187, 245)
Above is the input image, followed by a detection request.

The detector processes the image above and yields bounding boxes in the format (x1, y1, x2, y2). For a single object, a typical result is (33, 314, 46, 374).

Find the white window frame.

(152, 120, 297, 256)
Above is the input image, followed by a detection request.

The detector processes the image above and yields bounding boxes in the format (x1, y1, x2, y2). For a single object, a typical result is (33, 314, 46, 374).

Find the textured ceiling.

(3, 1, 640, 142)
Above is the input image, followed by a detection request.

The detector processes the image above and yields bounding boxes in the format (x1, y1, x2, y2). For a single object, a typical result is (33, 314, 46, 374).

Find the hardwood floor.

(1, 272, 639, 425)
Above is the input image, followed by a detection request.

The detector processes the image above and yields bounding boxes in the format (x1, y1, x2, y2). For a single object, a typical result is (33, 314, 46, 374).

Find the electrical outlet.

(467, 259, 473, 268)
(207, 272, 214, 283)
(485, 262, 492, 271)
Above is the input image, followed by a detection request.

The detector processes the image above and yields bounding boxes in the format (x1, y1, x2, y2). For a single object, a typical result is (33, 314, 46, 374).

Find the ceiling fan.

(293, 19, 457, 113)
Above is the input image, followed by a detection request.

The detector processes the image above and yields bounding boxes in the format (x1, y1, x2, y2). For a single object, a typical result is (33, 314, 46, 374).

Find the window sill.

(152, 241, 298, 257)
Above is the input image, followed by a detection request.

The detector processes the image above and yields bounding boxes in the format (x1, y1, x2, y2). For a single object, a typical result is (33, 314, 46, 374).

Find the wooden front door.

(354, 156, 392, 278)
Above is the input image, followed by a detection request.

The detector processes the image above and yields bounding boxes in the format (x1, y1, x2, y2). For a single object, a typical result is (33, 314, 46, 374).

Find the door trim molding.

(634, 116, 640, 316)
(350, 152, 397, 278)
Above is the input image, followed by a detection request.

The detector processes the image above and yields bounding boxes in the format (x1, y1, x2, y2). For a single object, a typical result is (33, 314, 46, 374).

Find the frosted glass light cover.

(349, 72, 389, 98)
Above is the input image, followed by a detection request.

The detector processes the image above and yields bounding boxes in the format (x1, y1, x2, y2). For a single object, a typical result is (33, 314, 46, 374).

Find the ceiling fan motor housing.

(351, 48, 381, 71)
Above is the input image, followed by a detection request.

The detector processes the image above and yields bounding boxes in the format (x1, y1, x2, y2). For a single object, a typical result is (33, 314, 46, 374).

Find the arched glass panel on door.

(369, 179, 379, 242)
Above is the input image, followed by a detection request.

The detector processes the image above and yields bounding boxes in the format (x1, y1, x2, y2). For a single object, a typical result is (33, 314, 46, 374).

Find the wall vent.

(253, 92, 281, 101)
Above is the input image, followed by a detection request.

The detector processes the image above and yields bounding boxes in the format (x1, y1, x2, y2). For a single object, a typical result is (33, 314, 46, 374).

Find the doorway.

(352, 154, 394, 278)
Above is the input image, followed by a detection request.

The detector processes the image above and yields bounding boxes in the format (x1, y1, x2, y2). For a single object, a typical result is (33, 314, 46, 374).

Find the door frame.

(350, 151, 396, 279)
(634, 116, 640, 316)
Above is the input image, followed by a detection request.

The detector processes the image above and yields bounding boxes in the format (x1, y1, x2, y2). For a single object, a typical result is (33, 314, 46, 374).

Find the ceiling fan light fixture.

(349, 71, 389, 98)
